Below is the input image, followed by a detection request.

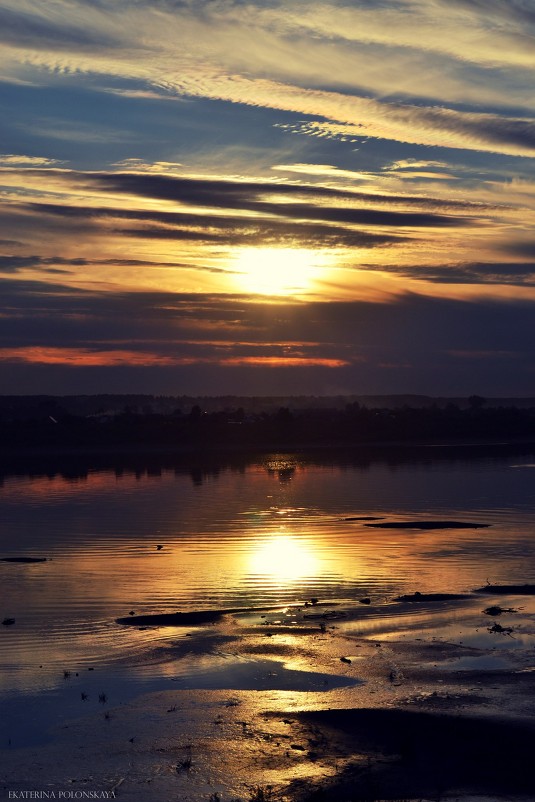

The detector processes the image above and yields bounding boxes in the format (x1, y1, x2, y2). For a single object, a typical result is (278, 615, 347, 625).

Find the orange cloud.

(0, 347, 351, 369)
(220, 356, 351, 367)
(0, 347, 184, 366)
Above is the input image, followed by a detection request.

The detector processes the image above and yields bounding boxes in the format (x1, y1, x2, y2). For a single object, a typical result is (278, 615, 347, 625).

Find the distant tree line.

(1, 397, 535, 450)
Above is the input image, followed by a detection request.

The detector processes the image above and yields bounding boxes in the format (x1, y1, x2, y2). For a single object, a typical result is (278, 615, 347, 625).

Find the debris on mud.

(483, 605, 518, 616)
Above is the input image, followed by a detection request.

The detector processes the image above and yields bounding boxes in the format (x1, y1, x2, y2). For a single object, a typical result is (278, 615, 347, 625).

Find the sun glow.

(249, 534, 321, 582)
(233, 246, 328, 295)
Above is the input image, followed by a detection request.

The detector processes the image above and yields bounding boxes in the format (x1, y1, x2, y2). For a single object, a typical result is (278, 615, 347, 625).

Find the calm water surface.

(1, 447, 535, 700)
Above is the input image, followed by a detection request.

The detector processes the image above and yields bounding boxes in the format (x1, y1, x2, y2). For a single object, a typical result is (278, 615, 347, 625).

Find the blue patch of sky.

(321, 134, 535, 180)
(0, 82, 308, 171)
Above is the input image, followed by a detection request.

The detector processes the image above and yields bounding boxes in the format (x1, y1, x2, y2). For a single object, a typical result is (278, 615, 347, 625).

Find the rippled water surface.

(1, 447, 535, 698)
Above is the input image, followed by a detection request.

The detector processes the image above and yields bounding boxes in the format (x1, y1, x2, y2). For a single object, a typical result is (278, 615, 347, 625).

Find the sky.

(0, 0, 534, 397)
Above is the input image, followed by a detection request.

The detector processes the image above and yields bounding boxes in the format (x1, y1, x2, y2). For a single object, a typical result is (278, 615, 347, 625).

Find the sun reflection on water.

(249, 534, 321, 583)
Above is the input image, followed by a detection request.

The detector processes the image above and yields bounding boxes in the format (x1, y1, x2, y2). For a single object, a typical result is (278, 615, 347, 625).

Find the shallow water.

(1, 446, 535, 714)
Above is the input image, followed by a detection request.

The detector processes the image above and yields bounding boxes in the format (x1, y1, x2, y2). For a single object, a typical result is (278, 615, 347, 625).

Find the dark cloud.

(252, 201, 466, 228)
(1, 278, 533, 397)
(501, 241, 535, 259)
(8, 173, 469, 255)
(26, 197, 465, 228)
(386, 102, 535, 156)
(85, 171, 478, 224)
(360, 261, 535, 285)
(0, 254, 91, 273)
(467, 261, 535, 280)
(0, 253, 201, 273)
(0, 255, 47, 273)
(479, 117, 535, 152)
(20, 201, 404, 247)
(12, 168, 486, 211)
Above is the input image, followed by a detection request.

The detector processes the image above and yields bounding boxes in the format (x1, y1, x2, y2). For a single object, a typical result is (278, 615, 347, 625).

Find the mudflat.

(2, 590, 535, 801)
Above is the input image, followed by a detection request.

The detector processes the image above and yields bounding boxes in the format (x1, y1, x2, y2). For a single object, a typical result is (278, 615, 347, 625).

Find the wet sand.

(2, 589, 535, 801)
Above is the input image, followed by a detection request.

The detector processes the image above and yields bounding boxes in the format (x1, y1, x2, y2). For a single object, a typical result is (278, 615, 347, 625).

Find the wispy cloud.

(219, 356, 350, 368)
(0, 153, 63, 167)
(0, 346, 185, 366)
(272, 163, 376, 182)
(1, 1, 534, 157)
(0, 161, 529, 300)
(0, 346, 352, 369)
(0, 4, 122, 51)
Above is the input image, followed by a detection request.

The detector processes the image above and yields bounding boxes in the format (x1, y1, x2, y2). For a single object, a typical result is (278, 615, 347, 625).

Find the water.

(1, 445, 535, 708)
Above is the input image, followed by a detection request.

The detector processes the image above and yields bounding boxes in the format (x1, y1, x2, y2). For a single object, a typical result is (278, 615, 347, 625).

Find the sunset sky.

(1, 0, 534, 396)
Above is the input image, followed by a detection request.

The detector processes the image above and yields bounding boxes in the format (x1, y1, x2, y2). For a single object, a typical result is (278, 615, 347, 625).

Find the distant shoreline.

(1, 436, 535, 468)
(2, 397, 534, 457)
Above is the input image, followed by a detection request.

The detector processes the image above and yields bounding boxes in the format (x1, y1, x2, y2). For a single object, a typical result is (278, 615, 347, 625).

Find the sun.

(232, 246, 327, 296)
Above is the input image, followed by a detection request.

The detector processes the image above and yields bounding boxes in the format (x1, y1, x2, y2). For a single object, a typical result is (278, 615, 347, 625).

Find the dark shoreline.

(296, 708, 535, 800)
(1, 438, 534, 481)
(2, 434, 535, 458)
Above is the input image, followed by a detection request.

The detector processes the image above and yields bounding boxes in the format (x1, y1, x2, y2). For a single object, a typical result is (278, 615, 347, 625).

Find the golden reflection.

(232, 246, 329, 295)
(249, 534, 320, 582)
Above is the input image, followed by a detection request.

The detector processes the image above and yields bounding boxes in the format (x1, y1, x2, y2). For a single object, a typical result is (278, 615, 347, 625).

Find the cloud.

(268, 105, 535, 158)
(446, 0, 535, 28)
(257, 0, 535, 71)
(1, 162, 529, 304)
(1, 1, 535, 157)
(1, 276, 533, 352)
(0, 253, 211, 274)
(0, 346, 351, 369)
(0, 2, 533, 396)
(0, 164, 499, 211)
(112, 158, 185, 172)
(50, 170, 476, 226)
(101, 88, 183, 102)
(0, 153, 63, 167)
(0, 282, 533, 394)
(0, 165, 489, 268)
(501, 241, 535, 259)
(219, 356, 350, 367)
(0, 4, 121, 51)
(15, 198, 402, 249)
(15, 118, 138, 144)
(112, 224, 398, 249)
(359, 261, 535, 286)
(387, 159, 451, 171)
(26, 196, 415, 232)
(0, 346, 185, 366)
(271, 163, 377, 181)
